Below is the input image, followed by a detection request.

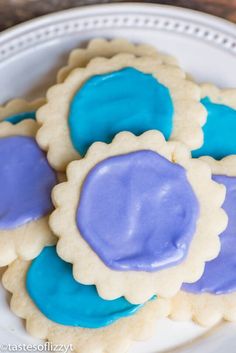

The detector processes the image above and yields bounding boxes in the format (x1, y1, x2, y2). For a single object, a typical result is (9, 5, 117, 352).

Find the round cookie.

(37, 53, 206, 171)
(0, 111, 57, 266)
(50, 131, 227, 304)
(170, 156, 236, 327)
(0, 98, 45, 123)
(192, 84, 236, 159)
(2, 246, 170, 353)
(57, 38, 178, 83)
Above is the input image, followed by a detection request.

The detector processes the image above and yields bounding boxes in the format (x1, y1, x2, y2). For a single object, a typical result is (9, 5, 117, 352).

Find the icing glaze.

(5, 111, 35, 124)
(77, 150, 199, 272)
(0, 136, 57, 229)
(26, 246, 144, 328)
(68, 67, 174, 156)
(183, 174, 236, 295)
(192, 97, 236, 159)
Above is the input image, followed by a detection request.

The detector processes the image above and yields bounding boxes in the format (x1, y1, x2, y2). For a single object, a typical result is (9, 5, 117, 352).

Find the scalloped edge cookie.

(0, 98, 45, 122)
(201, 83, 236, 109)
(57, 38, 178, 83)
(170, 156, 236, 327)
(0, 119, 56, 266)
(50, 130, 227, 304)
(2, 258, 170, 353)
(37, 53, 206, 171)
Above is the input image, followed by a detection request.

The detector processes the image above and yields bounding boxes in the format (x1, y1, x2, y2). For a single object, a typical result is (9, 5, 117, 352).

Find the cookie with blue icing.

(0, 98, 45, 123)
(170, 156, 236, 327)
(0, 112, 57, 266)
(57, 38, 178, 83)
(2, 246, 169, 353)
(50, 131, 226, 304)
(37, 53, 206, 171)
(192, 84, 236, 159)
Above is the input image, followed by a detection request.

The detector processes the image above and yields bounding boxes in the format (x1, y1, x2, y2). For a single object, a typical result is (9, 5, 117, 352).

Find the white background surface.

(0, 4, 236, 352)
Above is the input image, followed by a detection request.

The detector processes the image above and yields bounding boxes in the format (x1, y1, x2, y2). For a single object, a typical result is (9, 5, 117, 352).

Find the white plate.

(0, 3, 236, 352)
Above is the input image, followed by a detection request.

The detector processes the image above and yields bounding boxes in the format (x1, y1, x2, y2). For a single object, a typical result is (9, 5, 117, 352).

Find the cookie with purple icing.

(0, 110, 57, 266)
(170, 156, 236, 327)
(50, 130, 227, 304)
(36, 53, 206, 171)
(2, 245, 169, 353)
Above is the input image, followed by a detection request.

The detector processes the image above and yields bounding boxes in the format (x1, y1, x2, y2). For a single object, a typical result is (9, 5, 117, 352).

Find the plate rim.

(0, 3, 235, 63)
(1, 2, 236, 35)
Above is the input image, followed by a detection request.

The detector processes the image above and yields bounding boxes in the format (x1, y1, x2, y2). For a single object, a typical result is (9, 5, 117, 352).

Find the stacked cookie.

(0, 38, 236, 352)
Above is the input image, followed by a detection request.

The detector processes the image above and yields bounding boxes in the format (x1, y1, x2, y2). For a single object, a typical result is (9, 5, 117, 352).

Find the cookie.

(50, 131, 227, 304)
(192, 84, 236, 159)
(0, 116, 57, 266)
(57, 38, 178, 83)
(37, 53, 206, 171)
(0, 98, 45, 123)
(2, 246, 170, 353)
(170, 156, 236, 327)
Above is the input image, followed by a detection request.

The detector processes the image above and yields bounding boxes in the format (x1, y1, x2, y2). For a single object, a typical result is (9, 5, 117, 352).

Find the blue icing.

(192, 97, 236, 159)
(5, 111, 35, 124)
(26, 246, 145, 328)
(68, 67, 174, 156)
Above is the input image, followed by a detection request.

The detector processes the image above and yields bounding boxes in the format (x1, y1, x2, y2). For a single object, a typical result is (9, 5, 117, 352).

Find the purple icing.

(0, 136, 57, 229)
(183, 174, 236, 295)
(77, 150, 199, 272)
